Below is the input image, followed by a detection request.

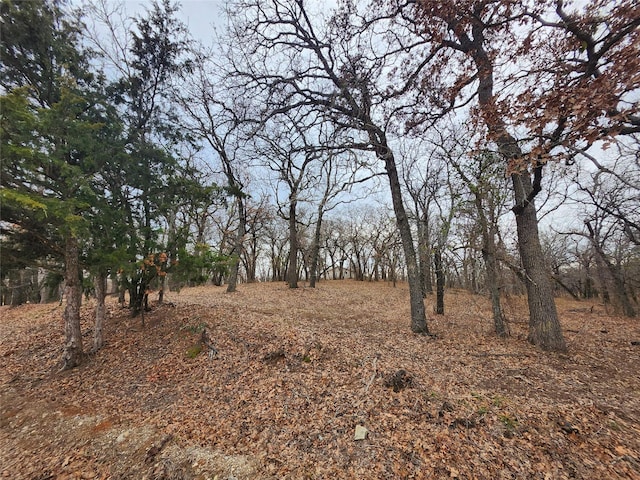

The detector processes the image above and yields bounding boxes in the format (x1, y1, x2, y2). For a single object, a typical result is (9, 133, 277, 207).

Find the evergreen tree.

(104, 0, 195, 315)
(1, 0, 108, 368)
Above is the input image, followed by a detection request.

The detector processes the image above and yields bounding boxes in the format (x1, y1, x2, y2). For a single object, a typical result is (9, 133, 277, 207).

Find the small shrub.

(492, 395, 506, 407)
(186, 344, 202, 359)
(499, 413, 518, 430)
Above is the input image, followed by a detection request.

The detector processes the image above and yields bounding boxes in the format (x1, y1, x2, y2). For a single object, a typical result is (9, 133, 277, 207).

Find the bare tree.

(308, 147, 367, 287)
(435, 122, 511, 336)
(322, 218, 350, 280)
(262, 207, 290, 282)
(254, 109, 325, 288)
(400, 139, 437, 296)
(570, 160, 639, 317)
(242, 195, 272, 283)
(178, 49, 253, 293)
(226, 0, 430, 333)
(383, 0, 567, 350)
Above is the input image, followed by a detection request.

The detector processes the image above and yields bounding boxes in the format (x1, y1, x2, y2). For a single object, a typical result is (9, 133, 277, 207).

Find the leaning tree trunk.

(379, 144, 429, 334)
(93, 271, 107, 353)
(62, 234, 83, 370)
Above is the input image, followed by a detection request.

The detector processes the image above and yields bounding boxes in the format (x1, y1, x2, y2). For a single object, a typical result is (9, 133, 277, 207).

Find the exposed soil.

(1, 281, 639, 479)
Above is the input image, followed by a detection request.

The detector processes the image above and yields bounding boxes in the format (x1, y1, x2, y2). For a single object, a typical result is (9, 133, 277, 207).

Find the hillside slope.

(1, 281, 639, 479)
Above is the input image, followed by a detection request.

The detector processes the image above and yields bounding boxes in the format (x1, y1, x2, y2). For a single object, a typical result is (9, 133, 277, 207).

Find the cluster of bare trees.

(189, 0, 636, 352)
(3, 0, 638, 364)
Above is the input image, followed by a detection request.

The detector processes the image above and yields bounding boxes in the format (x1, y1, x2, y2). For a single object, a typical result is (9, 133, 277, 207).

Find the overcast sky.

(174, 0, 225, 40)
(121, 0, 225, 42)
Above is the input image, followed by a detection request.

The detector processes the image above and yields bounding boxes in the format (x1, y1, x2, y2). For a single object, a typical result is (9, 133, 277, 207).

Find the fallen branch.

(364, 356, 378, 393)
(144, 434, 173, 464)
(469, 352, 530, 358)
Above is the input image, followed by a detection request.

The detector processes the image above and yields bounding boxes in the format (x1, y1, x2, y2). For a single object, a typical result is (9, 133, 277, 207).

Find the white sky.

(172, 0, 225, 40)
(120, 0, 225, 41)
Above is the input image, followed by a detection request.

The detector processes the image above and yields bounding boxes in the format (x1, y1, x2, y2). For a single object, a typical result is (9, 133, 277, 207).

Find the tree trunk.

(158, 276, 165, 304)
(381, 147, 429, 334)
(227, 195, 246, 293)
(465, 28, 566, 351)
(482, 244, 507, 336)
(309, 211, 323, 288)
(593, 253, 611, 306)
(474, 195, 508, 337)
(244, 232, 259, 282)
(486, 251, 508, 337)
(583, 275, 594, 299)
(310, 178, 333, 288)
(287, 199, 299, 289)
(62, 235, 83, 370)
(609, 263, 634, 316)
(586, 222, 636, 317)
(417, 214, 433, 296)
(328, 251, 337, 280)
(93, 271, 107, 353)
(162, 211, 177, 303)
(434, 246, 445, 315)
(270, 245, 278, 281)
(470, 257, 478, 294)
(512, 172, 566, 351)
(8, 270, 26, 306)
(131, 276, 144, 318)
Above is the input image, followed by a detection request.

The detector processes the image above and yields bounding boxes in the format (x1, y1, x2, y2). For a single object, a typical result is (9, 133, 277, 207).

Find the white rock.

(354, 425, 368, 441)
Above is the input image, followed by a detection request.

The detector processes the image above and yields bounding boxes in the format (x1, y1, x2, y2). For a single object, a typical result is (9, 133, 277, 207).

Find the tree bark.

(310, 169, 334, 288)
(309, 209, 324, 288)
(227, 195, 246, 293)
(472, 192, 508, 337)
(434, 247, 445, 315)
(586, 222, 636, 317)
(243, 229, 259, 283)
(287, 199, 299, 289)
(62, 235, 83, 370)
(512, 172, 566, 350)
(158, 277, 165, 304)
(93, 271, 107, 353)
(417, 214, 433, 296)
(467, 29, 566, 351)
(485, 246, 508, 337)
(380, 146, 429, 334)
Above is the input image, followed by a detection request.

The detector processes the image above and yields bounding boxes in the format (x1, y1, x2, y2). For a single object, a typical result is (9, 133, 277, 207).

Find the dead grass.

(1, 280, 639, 479)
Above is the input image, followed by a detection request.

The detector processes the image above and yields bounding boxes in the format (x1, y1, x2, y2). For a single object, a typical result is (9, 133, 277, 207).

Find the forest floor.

(1, 280, 639, 480)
